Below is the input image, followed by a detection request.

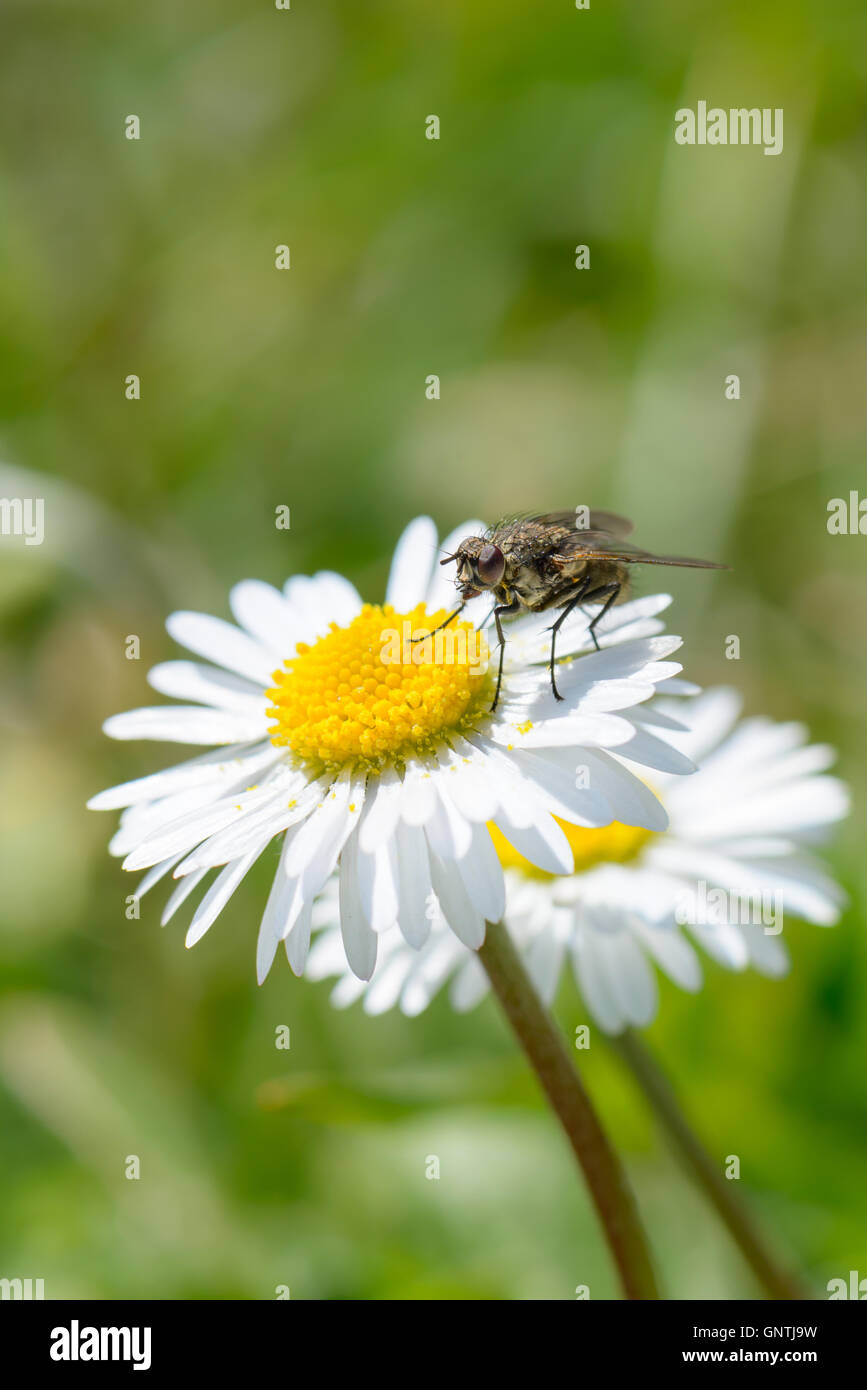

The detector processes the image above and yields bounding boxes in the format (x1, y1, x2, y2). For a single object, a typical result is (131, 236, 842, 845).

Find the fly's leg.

(475, 604, 497, 634)
(581, 582, 622, 651)
(490, 600, 520, 712)
(545, 577, 595, 701)
(410, 604, 465, 642)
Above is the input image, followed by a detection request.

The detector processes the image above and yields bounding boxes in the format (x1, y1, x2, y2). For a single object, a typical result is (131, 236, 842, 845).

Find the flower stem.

(477, 919, 660, 1300)
(612, 1029, 813, 1300)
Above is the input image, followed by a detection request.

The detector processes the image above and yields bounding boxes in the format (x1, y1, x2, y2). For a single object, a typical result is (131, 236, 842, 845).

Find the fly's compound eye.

(477, 543, 505, 587)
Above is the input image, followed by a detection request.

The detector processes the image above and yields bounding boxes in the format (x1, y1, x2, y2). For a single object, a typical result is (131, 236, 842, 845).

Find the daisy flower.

(307, 687, 849, 1029)
(89, 517, 696, 984)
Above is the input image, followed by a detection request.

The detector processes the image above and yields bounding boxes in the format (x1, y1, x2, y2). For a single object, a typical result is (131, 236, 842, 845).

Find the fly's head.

(441, 536, 506, 599)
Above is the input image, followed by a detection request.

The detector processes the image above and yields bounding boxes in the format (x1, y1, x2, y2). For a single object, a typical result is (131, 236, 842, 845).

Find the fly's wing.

(488, 509, 635, 541)
(555, 530, 727, 569)
(538, 508, 635, 538)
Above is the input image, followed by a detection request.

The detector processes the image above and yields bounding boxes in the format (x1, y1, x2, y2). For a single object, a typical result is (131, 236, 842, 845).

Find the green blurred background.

(1, 0, 865, 1299)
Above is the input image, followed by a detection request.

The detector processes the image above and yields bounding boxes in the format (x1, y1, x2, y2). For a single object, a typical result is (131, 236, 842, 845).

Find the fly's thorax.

(507, 553, 586, 611)
(508, 572, 550, 609)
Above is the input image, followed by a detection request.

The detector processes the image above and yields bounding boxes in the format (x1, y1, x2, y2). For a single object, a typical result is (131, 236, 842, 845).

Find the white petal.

(461, 738, 554, 829)
(497, 745, 616, 827)
(311, 571, 363, 628)
(686, 918, 750, 971)
(630, 705, 690, 732)
(185, 847, 265, 947)
(284, 774, 364, 885)
(632, 919, 702, 993)
(503, 594, 672, 663)
(570, 928, 626, 1034)
(285, 900, 314, 975)
(122, 781, 294, 871)
(573, 678, 668, 715)
(304, 924, 347, 980)
(166, 610, 278, 684)
(401, 932, 467, 1015)
(428, 850, 486, 949)
(162, 868, 209, 925)
(104, 706, 267, 745)
(256, 833, 299, 983)
(598, 925, 658, 1028)
(433, 743, 501, 823)
(394, 821, 434, 947)
(355, 834, 400, 932)
(399, 760, 438, 826)
(490, 711, 637, 750)
(454, 822, 505, 923)
(255, 781, 365, 979)
(576, 748, 669, 831)
(449, 955, 490, 1012)
(229, 579, 305, 658)
(744, 856, 846, 926)
(675, 777, 849, 841)
(363, 947, 415, 1015)
(147, 661, 267, 713)
(338, 828, 378, 979)
(656, 677, 702, 696)
(134, 854, 184, 899)
(109, 784, 233, 858)
(357, 767, 403, 853)
(532, 635, 683, 690)
(524, 913, 569, 1004)
(648, 841, 833, 926)
(572, 911, 659, 1030)
(739, 922, 790, 978)
(87, 742, 279, 811)
(492, 811, 574, 876)
(614, 726, 696, 775)
(281, 575, 332, 643)
(424, 781, 473, 859)
(385, 516, 438, 608)
(173, 778, 320, 875)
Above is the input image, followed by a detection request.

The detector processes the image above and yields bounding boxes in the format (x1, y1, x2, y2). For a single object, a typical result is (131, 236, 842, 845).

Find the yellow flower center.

(489, 817, 652, 880)
(267, 603, 491, 770)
